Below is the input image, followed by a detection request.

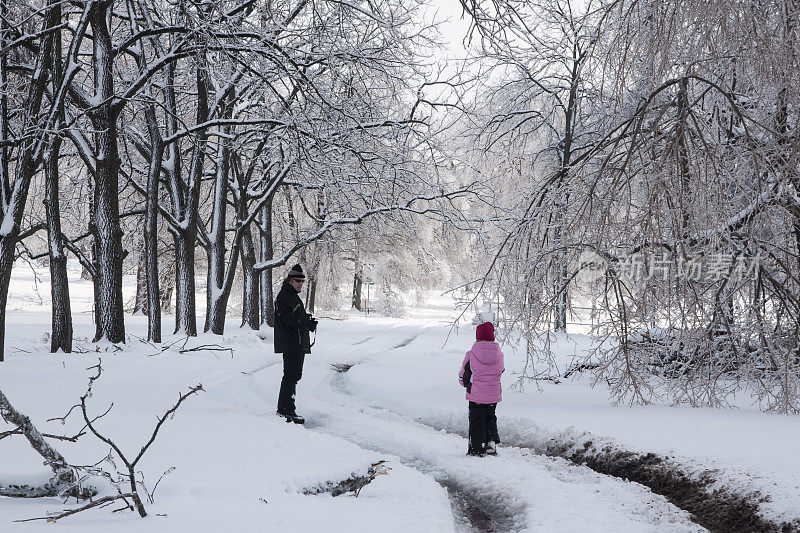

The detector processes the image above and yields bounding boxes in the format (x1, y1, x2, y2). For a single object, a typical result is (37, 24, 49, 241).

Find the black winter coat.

(274, 281, 313, 354)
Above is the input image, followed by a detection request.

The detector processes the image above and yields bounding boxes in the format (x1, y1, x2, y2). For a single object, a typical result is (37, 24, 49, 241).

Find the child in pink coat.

(459, 321, 504, 457)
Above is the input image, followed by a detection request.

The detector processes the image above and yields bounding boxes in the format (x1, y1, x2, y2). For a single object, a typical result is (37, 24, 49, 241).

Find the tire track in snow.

(321, 327, 428, 374)
(392, 333, 421, 349)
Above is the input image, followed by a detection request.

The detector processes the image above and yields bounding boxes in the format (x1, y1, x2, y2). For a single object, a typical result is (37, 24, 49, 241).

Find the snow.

(1, 265, 799, 531)
(0, 211, 15, 238)
(0, 332, 454, 531)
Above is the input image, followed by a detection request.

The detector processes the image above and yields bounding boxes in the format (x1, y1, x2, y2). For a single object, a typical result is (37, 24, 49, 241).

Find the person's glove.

(308, 314, 318, 332)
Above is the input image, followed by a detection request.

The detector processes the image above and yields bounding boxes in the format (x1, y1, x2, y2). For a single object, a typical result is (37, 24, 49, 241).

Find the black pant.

(468, 402, 499, 452)
(277, 352, 305, 414)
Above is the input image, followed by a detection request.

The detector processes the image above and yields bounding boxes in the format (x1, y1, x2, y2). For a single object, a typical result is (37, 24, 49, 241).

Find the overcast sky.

(427, 0, 472, 61)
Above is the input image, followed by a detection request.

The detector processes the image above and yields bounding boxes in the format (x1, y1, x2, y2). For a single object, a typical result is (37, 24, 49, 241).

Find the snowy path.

(204, 315, 704, 532)
(295, 368, 703, 533)
(200, 339, 701, 532)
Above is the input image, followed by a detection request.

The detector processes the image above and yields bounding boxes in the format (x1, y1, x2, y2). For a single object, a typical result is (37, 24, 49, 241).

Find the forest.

(0, 0, 798, 411)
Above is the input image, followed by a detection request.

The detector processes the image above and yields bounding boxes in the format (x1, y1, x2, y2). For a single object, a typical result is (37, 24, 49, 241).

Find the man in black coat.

(274, 264, 317, 424)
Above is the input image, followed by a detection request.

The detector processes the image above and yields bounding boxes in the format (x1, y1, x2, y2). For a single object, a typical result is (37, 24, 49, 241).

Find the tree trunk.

(88, 3, 125, 344)
(204, 195, 228, 334)
(0, 2, 56, 361)
(0, 239, 14, 363)
(133, 239, 147, 315)
(241, 223, 259, 329)
(553, 248, 568, 332)
(204, 100, 232, 334)
(144, 107, 163, 342)
(306, 188, 325, 314)
(206, 294, 231, 336)
(352, 265, 363, 310)
(551, 52, 581, 334)
(173, 230, 196, 335)
(676, 77, 692, 238)
(44, 137, 72, 353)
(87, 235, 102, 341)
(259, 196, 275, 327)
(170, 66, 206, 337)
(551, 191, 569, 332)
(43, 4, 71, 354)
(81, 242, 93, 281)
(160, 264, 174, 313)
(0, 0, 9, 222)
(308, 272, 317, 314)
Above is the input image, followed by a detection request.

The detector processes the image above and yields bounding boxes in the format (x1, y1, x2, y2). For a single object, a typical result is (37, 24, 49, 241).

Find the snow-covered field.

(2, 265, 799, 531)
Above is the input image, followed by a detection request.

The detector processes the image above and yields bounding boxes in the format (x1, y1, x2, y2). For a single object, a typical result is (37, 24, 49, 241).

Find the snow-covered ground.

(1, 265, 799, 531)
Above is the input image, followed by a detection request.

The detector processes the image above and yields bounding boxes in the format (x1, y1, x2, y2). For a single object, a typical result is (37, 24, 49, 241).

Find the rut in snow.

(379, 411, 793, 532)
(442, 479, 521, 533)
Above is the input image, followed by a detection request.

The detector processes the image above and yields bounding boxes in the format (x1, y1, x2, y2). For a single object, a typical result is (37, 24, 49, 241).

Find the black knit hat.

(287, 264, 305, 280)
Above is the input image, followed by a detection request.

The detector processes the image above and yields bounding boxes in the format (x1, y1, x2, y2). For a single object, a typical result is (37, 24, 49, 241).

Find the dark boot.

(276, 410, 305, 424)
(466, 442, 485, 457)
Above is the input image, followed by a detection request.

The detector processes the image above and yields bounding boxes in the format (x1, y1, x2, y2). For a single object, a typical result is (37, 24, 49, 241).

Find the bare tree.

(42, 0, 71, 352)
(461, 0, 800, 411)
(0, 0, 85, 361)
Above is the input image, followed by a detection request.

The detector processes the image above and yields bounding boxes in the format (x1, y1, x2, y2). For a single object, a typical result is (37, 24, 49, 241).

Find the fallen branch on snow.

(179, 344, 233, 357)
(0, 388, 87, 498)
(302, 461, 391, 497)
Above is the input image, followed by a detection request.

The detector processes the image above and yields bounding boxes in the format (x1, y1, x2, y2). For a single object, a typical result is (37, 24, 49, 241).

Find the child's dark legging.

(468, 401, 499, 452)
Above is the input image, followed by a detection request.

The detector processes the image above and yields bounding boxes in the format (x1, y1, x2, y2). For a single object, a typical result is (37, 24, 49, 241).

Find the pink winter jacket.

(459, 341, 504, 404)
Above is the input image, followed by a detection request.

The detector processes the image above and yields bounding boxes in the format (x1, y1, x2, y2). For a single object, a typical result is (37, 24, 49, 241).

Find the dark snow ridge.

(330, 362, 356, 373)
(535, 435, 799, 533)
(301, 461, 390, 498)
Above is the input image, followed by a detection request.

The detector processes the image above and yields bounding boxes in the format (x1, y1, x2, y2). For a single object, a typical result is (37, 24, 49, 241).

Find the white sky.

(423, 0, 473, 61)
